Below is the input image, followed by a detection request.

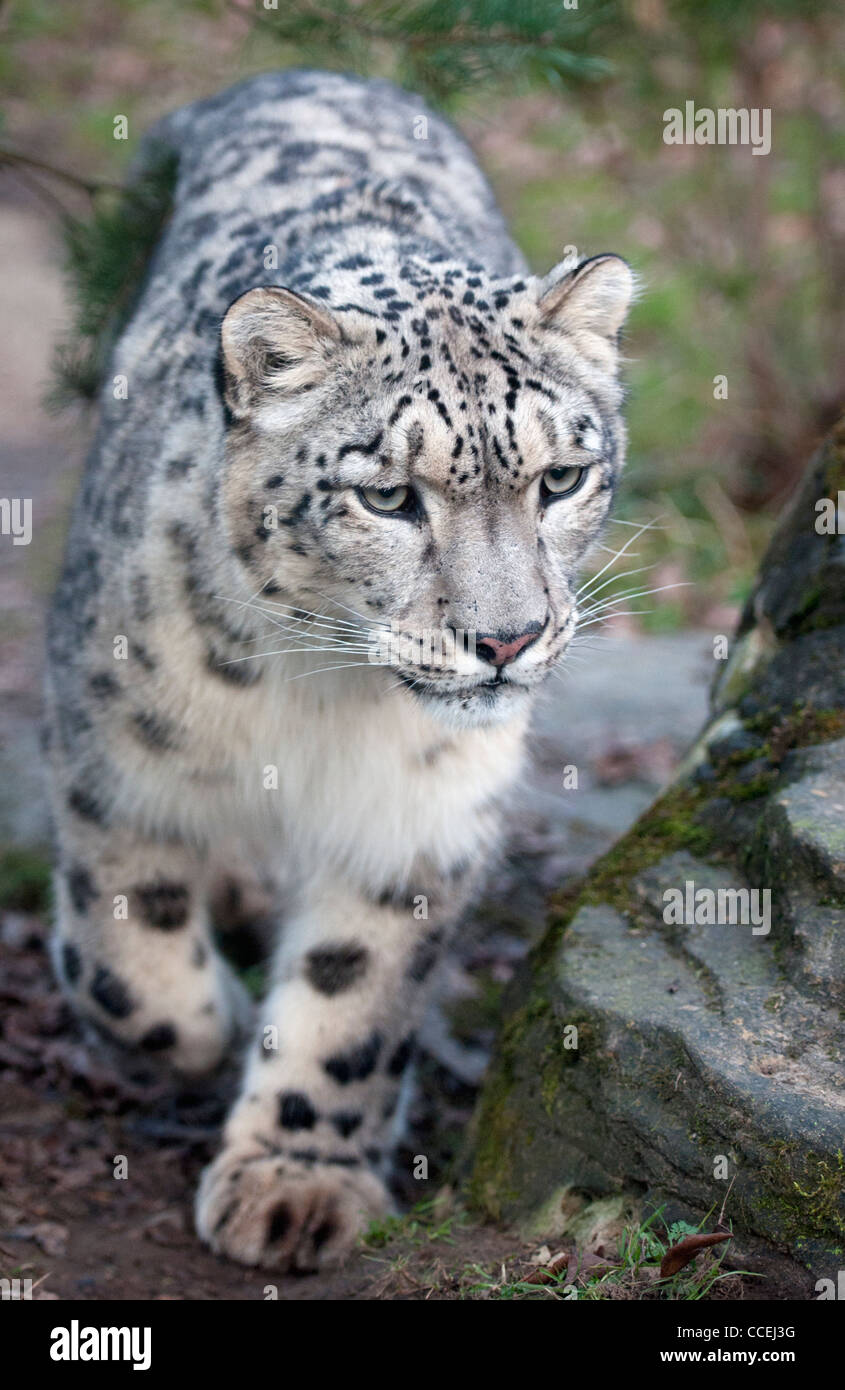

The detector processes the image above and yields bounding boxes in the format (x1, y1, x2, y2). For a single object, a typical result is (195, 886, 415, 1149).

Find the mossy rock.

(467, 418, 845, 1289)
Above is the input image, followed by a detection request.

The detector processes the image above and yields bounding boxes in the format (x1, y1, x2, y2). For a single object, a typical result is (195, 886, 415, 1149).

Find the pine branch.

(0, 147, 123, 198)
(0, 161, 72, 219)
(46, 145, 179, 412)
(224, 0, 611, 99)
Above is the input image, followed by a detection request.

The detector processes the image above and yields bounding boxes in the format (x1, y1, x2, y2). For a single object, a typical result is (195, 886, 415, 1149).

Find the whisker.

(383, 674, 421, 695)
(575, 609, 657, 630)
(214, 597, 381, 665)
(313, 589, 376, 626)
(579, 581, 693, 619)
(594, 543, 641, 557)
(217, 645, 375, 666)
(246, 613, 369, 648)
(235, 616, 369, 652)
(550, 664, 583, 686)
(281, 660, 388, 682)
(575, 518, 661, 598)
(577, 561, 660, 604)
(258, 601, 370, 634)
(257, 605, 363, 631)
(218, 593, 368, 637)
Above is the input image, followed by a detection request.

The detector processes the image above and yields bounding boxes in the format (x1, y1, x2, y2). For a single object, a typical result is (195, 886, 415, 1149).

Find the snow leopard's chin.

(396, 672, 538, 730)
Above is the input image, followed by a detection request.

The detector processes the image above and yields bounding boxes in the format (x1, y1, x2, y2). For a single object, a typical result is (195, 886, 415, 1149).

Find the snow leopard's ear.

(537, 254, 635, 346)
(220, 286, 342, 417)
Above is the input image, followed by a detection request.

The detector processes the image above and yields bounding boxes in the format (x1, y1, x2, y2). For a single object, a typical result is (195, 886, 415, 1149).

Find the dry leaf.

(660, 1231, 731, 1278)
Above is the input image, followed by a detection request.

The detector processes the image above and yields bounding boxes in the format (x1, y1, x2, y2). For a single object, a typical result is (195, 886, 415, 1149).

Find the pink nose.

(476, 630, 539, 668)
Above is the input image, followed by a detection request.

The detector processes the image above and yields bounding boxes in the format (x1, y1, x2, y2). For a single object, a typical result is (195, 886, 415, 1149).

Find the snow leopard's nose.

(474, 624, 542, 668)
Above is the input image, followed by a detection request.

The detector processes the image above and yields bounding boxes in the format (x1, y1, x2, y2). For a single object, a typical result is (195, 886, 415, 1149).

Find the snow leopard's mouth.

(393, 671, 533, 704)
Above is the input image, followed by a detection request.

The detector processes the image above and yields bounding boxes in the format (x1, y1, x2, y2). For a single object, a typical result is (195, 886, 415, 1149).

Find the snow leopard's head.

(219, 253, 634, 729)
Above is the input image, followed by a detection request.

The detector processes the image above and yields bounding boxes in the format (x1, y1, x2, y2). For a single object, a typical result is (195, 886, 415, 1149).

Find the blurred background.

(3, 0, 844, 622)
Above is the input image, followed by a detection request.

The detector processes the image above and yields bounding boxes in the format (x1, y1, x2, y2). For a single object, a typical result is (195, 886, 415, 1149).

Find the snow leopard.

(44, 69, 634, 1272)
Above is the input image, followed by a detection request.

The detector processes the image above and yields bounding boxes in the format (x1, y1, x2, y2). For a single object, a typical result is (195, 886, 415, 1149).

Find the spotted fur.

(44, 70, 634, 1272)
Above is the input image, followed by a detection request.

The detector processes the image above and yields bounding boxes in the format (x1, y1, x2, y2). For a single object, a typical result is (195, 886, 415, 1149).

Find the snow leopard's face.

(220, 255, 634, 729)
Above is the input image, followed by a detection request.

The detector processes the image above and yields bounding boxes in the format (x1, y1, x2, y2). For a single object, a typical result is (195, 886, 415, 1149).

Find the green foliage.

(462, 1206, 749, 1300)
(361, 1196, 466, 1249)
(222, 0, 614, 104)
(46, 144, 179, 411)
(0, 848, 51, 914)
(234, 964, 266, 1000)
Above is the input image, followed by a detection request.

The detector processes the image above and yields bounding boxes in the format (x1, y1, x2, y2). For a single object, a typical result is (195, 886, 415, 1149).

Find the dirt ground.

(0, 914, 563, 1301)
(0, 855, 779, 1303)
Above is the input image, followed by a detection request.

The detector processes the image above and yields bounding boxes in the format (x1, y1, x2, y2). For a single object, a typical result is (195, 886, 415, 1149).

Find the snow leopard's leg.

(195, 868, 471, 1270)
(52, 818, 252, 1077)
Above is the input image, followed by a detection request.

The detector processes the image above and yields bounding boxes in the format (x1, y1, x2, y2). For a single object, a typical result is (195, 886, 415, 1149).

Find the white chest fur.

(117, 623, 528, 888)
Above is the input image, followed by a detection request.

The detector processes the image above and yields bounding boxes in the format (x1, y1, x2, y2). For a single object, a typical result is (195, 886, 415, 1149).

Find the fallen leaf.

(522, 1249, 570, 1285)
(660, 1231, 731, 1278)
(572, 1249, 619, 1281)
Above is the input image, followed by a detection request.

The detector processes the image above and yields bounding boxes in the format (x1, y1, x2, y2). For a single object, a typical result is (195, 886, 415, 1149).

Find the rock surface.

(468, 418, 845, 1293)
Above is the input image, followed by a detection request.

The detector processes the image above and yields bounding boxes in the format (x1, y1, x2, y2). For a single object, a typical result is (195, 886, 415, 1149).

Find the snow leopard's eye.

(540, 465, 588, 502)
(358, 484, 416, 516)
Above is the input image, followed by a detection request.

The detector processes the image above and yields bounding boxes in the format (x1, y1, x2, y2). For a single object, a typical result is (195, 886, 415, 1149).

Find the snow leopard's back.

(121, 68, 525, 413)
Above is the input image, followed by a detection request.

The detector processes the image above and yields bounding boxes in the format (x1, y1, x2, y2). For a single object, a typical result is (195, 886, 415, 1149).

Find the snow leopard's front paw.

(195, 1149, 391, 1271)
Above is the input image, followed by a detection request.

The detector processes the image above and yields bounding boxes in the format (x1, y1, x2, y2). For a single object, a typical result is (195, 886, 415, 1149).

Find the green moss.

(466, 988, 555, 1219)
(708, 704, 845, 805)
(819, 892, 845, 910)
(0, 847, 51, 913)
(759, 1142, 845, 1248)
(545, 783, 717, 932)
(723, 772, 778, 802)
(744, 703, 845, 753)
(789, 582, 823, 631)
(540, 1061, 559, 1119)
